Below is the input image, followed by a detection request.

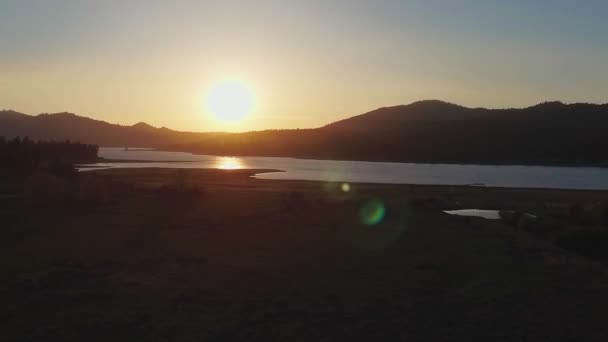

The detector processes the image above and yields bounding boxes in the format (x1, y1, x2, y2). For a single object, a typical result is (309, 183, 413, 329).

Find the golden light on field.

(205, 80, 254, 123)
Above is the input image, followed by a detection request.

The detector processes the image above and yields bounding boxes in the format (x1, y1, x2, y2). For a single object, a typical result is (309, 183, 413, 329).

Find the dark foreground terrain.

(2, 168, 608, 341)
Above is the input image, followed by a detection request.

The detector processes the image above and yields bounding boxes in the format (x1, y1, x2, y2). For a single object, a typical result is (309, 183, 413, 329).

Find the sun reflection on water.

(216, 156, 244, 170)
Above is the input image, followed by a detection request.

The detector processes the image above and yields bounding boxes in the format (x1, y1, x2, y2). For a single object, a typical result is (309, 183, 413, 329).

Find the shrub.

(407, 197, 455, 210)
(78, 177, 110, 204)
(284, 191, 305, 210)
(155, 184, 205, 200)
(555, 230, 608, 258)
(588, 202, 608, 227)
(47, 159, 79, 182)
(568, 203, 585, 223)
(499, 210, 518, 224)
(23, 172, 70, 206)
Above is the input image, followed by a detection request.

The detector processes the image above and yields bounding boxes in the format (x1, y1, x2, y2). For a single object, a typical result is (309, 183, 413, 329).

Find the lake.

(80, 147, 608, 190)
(444, 209, 502, 220)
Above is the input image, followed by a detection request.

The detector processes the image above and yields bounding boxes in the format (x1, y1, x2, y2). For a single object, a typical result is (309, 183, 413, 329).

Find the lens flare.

(341, 183, 351, 192)
(360, 199, 385, 226)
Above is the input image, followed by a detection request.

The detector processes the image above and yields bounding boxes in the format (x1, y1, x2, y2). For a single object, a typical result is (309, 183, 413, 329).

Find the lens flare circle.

(360, 199, 385, 226)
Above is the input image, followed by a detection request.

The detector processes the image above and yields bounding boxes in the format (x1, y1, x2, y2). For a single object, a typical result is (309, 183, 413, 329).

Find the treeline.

(3, 101, 608, 166)
(0, 137, 99, 178)
(167, 101, 608, 166)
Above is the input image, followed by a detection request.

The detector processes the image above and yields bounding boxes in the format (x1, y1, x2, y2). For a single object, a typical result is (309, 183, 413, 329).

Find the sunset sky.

(1, 0, 607, 132)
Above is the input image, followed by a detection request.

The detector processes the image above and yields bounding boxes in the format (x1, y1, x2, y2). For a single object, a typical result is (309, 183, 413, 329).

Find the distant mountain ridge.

(322, 100, 478, 132)
(2, 100, 608, 166)
(166, 100, 608, 166)
(0, 110, 217, 147)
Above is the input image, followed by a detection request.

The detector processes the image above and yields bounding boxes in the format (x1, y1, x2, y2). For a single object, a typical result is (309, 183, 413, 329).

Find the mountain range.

(0, 110, 219, 147)
(2, 100, 607, 166)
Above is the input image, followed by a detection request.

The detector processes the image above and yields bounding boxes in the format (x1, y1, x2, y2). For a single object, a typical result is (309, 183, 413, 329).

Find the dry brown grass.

(2, 168, 608, 341)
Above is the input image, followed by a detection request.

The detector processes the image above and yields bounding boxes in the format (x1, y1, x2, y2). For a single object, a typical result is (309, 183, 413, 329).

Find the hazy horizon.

(3, 98, 608, 134)
(2, 1, 607, 132)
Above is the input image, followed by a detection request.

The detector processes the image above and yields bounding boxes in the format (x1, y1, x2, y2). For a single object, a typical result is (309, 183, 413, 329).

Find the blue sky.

(1, 0, 607, 131)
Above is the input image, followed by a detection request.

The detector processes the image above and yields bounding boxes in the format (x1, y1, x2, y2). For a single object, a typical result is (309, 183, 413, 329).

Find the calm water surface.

(444, 210, 501, 220)
(80, 148, 608, 190)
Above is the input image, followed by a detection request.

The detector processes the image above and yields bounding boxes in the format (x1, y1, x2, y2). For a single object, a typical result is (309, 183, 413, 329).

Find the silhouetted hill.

(2, 100, 608, 165)
(0, 110, 28, 120)
(322, 100, 479, 133)
(0, 110, 213, 147)
(168, 100, 608, 166)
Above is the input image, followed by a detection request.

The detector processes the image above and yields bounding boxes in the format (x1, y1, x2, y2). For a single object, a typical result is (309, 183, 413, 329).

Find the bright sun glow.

(216, 156, 243, 170)
(206, 80, 254, 122)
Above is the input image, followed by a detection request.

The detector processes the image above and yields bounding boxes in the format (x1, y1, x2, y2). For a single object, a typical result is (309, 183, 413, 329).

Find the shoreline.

(89, 167, 608, 196)
(85, 166, 608, 192)
(100, 147, 608, 169)
(157, 148, 608, 169)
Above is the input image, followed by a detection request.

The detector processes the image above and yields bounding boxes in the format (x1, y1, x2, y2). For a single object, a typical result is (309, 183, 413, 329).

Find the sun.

(206, 80, 254, 122)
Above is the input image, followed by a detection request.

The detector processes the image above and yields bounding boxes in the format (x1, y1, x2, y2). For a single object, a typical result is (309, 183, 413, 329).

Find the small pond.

(443, 209, 501, 220)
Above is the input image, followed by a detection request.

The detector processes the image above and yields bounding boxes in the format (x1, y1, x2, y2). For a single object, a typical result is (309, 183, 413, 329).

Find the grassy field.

(2, 168, 608, 341)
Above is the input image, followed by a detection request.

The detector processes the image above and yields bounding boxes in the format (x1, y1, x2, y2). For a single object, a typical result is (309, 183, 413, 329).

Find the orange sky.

(1, 1, 607, 132)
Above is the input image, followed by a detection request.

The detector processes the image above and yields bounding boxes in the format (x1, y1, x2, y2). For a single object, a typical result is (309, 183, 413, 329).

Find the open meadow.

(2, 168, 608, 341)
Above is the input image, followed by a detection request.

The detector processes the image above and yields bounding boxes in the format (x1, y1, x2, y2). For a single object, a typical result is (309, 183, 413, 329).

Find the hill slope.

(169, 100, 608, 165)
(2, 100, 608, 165)
(0, 110, 216, 147)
